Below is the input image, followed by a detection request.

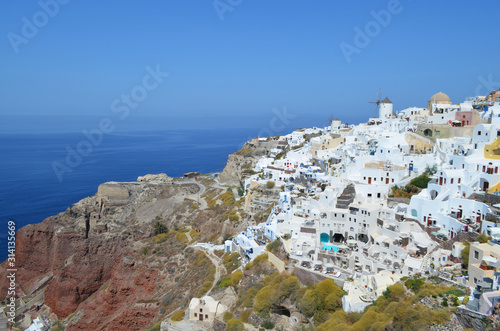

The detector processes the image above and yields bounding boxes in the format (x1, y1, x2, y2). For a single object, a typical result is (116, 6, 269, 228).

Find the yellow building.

(309, 134, 344, 157)
(467, 242, 500, 288)
(427, 92, 452, 111)
(484, 137, 500, 160)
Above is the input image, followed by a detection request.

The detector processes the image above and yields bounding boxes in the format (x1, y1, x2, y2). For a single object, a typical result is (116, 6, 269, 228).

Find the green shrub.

(266, 181, 275, 189)
(241, 310, 252, 323)
(226, 319, 244, 331)
(262, 320, 275, 329)
(217, 277, 231, 289)
(171, 310, 185, 321)
(230, 271, 243, 287)
(476, 233, 492, 243)
(410, 174, 431, 188)
(266, 238, 281, 253)
(223, 311, 233, 322)
(153, 221, 168, 235)
(148, 321, 161, 331)
(404, 278, 425, 293)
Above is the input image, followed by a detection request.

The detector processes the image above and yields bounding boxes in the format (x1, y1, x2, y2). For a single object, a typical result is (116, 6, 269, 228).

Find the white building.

(188, 296, 227, 322)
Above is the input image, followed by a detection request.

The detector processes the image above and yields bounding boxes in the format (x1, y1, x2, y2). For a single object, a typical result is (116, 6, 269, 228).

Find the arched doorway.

(320, 233, 329, 243)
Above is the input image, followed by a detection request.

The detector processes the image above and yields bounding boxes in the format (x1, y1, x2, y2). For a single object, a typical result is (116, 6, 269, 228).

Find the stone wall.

(267, 252, 285, 273)
(97, 183, 129, 201)
(455, 306, 489, 330)
(294, 266, 343, 287)
(213, 318, 226, 331)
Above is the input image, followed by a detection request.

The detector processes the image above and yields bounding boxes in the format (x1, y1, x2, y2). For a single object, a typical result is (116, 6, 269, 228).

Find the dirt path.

(193, 246, 227, 295)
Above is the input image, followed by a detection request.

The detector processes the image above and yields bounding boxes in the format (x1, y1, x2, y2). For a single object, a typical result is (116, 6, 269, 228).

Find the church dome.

(429, 92, 451, 104)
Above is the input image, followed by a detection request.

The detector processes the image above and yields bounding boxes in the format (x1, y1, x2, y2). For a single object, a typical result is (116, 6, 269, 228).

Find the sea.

(0, 128, 262, 261)
(0, 113, 366, 261)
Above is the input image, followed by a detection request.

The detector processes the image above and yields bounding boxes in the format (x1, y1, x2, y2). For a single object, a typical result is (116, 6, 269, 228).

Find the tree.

(153, 221, 168, 235)
(424, 164, 438, 175)
(321, 183, 327, 192)
(266, 181, 275, 189)
(461, 242, 470, 268)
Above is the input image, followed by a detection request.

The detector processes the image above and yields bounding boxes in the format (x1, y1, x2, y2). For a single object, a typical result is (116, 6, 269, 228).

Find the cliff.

(0, 176, 247, 330)
(219, 138, 278, 186)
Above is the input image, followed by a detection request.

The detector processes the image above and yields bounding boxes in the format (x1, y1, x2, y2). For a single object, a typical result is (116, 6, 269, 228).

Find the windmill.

(369, 89, 382, 117)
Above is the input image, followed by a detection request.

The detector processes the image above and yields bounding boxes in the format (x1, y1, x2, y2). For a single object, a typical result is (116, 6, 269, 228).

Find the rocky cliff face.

(0, 178, 236, 330)
(219, 138, 278, 186)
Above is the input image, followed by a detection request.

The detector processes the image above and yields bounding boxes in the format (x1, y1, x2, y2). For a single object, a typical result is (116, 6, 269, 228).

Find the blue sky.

(1, 0, 500, 131)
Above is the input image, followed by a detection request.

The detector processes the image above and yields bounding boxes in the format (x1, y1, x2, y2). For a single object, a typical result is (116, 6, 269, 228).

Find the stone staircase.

(335, 184, 356, 209)
(420, 245, 440, 273)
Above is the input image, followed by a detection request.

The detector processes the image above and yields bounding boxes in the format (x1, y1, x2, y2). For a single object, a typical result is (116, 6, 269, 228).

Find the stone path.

(193, 246, 227, 295)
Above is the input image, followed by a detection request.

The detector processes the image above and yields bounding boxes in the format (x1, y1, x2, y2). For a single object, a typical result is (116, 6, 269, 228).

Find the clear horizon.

(2, 1, 499, 131)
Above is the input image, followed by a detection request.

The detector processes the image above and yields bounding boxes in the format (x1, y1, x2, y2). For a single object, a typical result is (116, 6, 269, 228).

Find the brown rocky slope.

(0, 173, 249, 330)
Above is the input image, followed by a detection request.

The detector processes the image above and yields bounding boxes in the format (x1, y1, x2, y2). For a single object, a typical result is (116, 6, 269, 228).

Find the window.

(205, 315, 208, 319)
(195, 313, 197, 317)
(474, 250, 479, 259)
(377, 193, 381, 198)
(478, 131, 482, 136)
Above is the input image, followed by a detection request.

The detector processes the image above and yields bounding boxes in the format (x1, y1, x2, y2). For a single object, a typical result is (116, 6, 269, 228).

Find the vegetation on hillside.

(218, 254, 463, 331)
(316, 278, 462, 331)
(389, 174, 432, 198)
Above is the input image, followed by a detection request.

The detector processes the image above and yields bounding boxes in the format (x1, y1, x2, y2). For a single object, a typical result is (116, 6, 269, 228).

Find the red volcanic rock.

(0, 213, 160, 330)
(66, 256, 159, 331)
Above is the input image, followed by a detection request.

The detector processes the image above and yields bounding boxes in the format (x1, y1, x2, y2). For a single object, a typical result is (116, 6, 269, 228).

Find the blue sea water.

(0, 111, 368, 262)
(0, 128, 264, 261)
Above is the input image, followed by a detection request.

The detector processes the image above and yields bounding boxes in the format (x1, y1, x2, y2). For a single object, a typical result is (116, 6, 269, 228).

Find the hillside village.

(12, 88, 500, 331)
(205, 89, 500, 329)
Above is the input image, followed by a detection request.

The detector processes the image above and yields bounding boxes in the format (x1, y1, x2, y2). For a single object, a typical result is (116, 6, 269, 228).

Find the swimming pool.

(322, 243, 339, 252)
